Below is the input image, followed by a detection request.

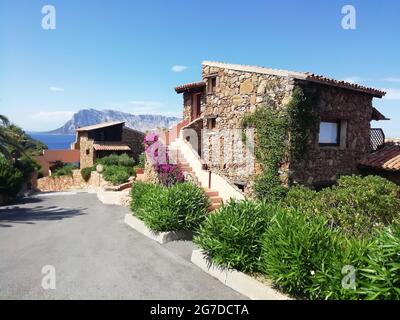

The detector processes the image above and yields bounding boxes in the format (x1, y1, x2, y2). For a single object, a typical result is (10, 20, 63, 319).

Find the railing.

(370, 128, 385, 151)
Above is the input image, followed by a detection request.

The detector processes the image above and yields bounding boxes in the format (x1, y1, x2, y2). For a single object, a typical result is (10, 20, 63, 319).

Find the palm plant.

(0, 115, 25, 160)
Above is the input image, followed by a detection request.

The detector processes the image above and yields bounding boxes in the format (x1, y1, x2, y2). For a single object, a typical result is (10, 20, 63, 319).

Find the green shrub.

(260, 208, 342, 298)
(15, 155, 39, 179)
(102, 165, 132, 185)
(194, 200, 273, 273)
(130, 182, 209, 232)
(284, 175, 400, 238)
(96, 153, 135, 167)
(51, 164, 77, 177)
(130, 182, 163, 213)
(81, 166, 95, 182)
(168, 182, 210, 230)
(357, 225, 400, 300)
(137, 152, 145, 169)
(0, 157, 24, 196)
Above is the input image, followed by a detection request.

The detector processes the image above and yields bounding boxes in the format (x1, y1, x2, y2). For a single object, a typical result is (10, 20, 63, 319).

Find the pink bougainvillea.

(143, 132, 184, 186)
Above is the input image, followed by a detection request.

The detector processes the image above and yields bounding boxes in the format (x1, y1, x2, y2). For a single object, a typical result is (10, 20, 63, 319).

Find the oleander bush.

(102, 165, 133, 185)
(284, 175, 400, 238)
(357, 225, 400, 300)
(130, 182, 209, 232)
(194, 200, 274, 273)
(260, 208, 367, 299)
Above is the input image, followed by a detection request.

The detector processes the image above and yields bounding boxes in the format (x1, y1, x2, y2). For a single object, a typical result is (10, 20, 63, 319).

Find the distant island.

(42, 108, 181, 135)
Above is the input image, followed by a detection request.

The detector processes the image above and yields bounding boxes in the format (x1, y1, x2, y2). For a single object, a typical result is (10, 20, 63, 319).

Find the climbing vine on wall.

(241, 86, 317, 201)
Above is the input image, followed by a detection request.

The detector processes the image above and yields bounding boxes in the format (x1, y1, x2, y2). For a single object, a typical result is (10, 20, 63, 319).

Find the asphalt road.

(0, 191, 245, 300)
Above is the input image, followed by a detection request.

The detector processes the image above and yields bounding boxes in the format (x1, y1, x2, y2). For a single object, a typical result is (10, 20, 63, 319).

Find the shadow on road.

(0, 204, 87, 228)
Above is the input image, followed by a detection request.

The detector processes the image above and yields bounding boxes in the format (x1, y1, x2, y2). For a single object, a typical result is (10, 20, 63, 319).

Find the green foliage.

(96, 153, 135, 167)
(358, 225, 400, 300)
(130, 182, 163, 213)
(194, 200, 274, 272)
(241, 86, 316, 201)
(52, 164, 77, 177)
(102, 165, 132, 185)
(15, 155, 40, 179)
(285, 175, 400, 238)
(260, 207, 364, 299)
(136, 152, 145, 169)
(81, 166, 95, 182)
(0, 156, 24, 196)
(130, 182, 209, 232)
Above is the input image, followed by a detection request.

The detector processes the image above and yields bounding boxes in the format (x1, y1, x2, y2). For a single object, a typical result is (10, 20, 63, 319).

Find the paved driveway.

(0, 192, 244, 299)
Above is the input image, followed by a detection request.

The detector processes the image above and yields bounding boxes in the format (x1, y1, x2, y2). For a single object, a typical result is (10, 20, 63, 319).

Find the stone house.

(71, 121, 145, 168)
(174, 61, 391, 190)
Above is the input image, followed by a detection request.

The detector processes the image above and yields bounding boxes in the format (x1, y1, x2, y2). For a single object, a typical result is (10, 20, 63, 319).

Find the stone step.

(209, 196, 222, 203)
(204, 189, 219, 197)
(208, 203, 222, 212)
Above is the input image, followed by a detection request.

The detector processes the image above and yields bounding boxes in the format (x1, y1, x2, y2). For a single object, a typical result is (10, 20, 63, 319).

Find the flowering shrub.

(155, 163, 184, 187)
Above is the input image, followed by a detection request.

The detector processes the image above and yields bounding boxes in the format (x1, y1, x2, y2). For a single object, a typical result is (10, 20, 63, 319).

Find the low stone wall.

(36, 169, 108, 192)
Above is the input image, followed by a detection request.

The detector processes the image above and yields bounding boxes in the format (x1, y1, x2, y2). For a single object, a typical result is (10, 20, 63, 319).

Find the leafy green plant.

(102, 165, 132, 185)
(194, 200, 273, 273)
(81, 166, 95, 181)
(260, 208, 344, 298)
(241, 86, 316, 201)
(284, 175, 400, 238)
(130, 182, 209, 232)
(0, 156, 24, 196)
(51, 164, 77, 177)
(96, 153, 135, 167)
(357, 225, 400, 300)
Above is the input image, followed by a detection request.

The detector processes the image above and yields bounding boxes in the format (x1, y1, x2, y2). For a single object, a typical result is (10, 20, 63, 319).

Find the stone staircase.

(168, 148, 223, 212)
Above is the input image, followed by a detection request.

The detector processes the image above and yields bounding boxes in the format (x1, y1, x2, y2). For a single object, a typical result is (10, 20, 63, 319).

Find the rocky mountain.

(45, 109, 181, 134)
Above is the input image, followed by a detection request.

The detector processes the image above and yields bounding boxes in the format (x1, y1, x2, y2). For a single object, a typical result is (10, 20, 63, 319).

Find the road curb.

(124, 214, 193, 244)
(190, 249, 291, 300)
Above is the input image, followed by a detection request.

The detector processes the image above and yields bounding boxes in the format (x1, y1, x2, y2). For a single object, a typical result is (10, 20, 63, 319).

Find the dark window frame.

(207, 76, 217, 94)
(318, 120, 341, 147)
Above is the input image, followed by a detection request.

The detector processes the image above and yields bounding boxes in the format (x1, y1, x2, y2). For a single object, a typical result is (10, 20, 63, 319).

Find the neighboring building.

(35, 150, 80, 177)
(71, 121, 145, 168)
(174, 61, 392, 189)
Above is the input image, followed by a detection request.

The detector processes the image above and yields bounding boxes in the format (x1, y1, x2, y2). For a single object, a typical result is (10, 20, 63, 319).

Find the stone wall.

(78, 133, 95, 168)
(178, 63, 376, 190)
(198, 64, 294, 186)
(290, 82, 374, 186)
(122, 127, 145, 162)
(36, 169, 108, 192)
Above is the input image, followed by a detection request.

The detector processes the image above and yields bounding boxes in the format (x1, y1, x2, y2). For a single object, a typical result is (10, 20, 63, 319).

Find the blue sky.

(0, 0, 399, 136)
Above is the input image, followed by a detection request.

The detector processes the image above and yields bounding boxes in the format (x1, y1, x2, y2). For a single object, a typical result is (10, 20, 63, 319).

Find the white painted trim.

(124, 214, 193, 244)
(191, 249, 291, 300)
(169, 138, 245, 202)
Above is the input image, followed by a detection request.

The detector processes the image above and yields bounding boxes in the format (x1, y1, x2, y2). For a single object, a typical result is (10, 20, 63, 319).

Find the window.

(207, 77, 217, 93)
(86, 149, 90, 155)
(318, 121, 340, 146)
(207, 117, 216, 129)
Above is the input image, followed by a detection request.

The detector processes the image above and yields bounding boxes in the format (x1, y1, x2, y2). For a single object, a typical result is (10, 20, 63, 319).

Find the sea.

(29, 133, 76, 150)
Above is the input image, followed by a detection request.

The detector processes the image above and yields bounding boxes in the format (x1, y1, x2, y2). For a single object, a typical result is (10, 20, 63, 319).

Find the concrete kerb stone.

(124, 214, 193, 244)
(190, 249, 291, 300)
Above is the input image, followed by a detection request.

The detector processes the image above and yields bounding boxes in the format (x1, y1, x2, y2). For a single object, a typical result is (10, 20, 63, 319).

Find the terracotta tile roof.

(41, 150, 80, 163)
(93, 142, 131, 151)
(202, 61, 386, 98)
(359, 143, 400, 172)
(76, 121, 125, 132)
(175, 81, 206, 93)
(371, 107, 390, 121)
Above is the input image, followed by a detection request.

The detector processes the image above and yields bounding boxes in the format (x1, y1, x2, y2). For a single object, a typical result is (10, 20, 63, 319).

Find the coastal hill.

(45, 109, 180, 134)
